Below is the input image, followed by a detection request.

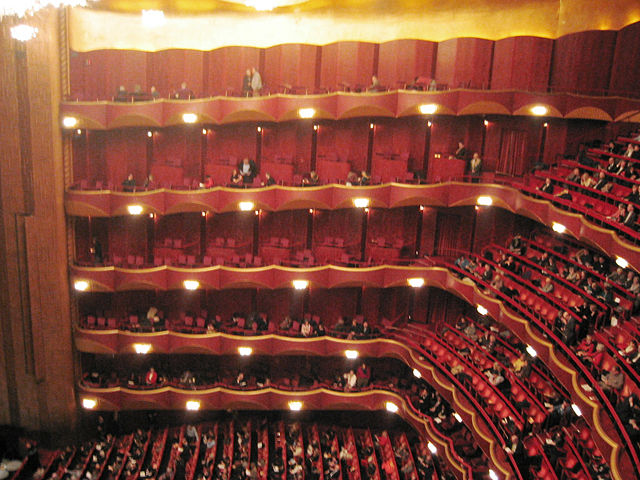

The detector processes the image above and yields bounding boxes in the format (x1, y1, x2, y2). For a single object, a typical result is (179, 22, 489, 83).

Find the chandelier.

(223, 0, 310, 11)
(0, 0, 89, 20)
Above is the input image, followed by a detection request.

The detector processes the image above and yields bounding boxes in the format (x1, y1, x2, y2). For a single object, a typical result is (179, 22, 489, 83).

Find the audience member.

(122, 173, 136, 192)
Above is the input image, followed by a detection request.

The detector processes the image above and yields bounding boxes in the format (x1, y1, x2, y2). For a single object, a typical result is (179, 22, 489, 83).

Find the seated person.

(626, 184, 640, 204)
(606, 157, 619, 173)
(262, 172, 276, 186)
(229, 169, 243, 187)
(173, 82, 194, 99)
(300, 318, 313, 337)
(145, 367, 158, 386)
(593, 171, 613, 192)
(540, 277, 554, 293)
(359, 171, 371, 185)
(538, 177, 554, 194)
(580, 172, 595, 188)
(346, 171, 359, 186)
(600, 366, 625, 394)
(234, 372, 248, 388)
(565, 167, 581, 183)
(608, 203, 627, 222)
(115, 85, 128, 102)
(302, 171, 320, 186)
(508, 235, 524, 255)
(367, 75, 383, 92)
(622, 203, 637, 227)
(143, 174, 156, 189)
(200, 175, 215, 189)
(238, 157, 258, 183)
(122, 173, 136, 192)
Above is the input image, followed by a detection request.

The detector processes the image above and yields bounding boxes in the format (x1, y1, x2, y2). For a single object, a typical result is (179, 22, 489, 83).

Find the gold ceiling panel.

(70, 0, 640, 52)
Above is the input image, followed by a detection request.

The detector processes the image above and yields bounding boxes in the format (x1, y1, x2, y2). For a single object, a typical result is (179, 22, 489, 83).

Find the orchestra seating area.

(4, 417, 457, 480)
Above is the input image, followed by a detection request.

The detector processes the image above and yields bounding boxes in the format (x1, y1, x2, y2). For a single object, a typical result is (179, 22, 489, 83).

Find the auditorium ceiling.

(70, 0, 640, 51)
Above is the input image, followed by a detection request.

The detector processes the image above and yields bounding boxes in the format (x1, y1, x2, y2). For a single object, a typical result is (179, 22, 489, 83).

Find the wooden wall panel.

(0, 10, 75, 434)
(609, 22, 640, 97)
(320, 41, 376, 90)
(146, 49, 205, 98)
(550, 30, 617, 95)
(491, 37, 553, 91)
(378, 39, 437, 88)
(435, 38, 493, 89)
(263, 44, 319, 93)
(205, 46, 261, 96)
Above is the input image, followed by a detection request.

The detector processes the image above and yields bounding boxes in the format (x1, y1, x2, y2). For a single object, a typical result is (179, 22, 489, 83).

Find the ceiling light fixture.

(616, 257, 629, 269)
(298, 108, 316, 119)
(10, 24, 38, 41)
(127, 205, 143, 215)
(419, 104, 437, 115)
(238, 347, 253, 356)
(62, 116, 78, 128)
(133, 343, 152, 354)
(183, 280, 200, 290)
(407, 278, 425, 288)
(292, 280, 309, 290)
(353, 198, 370, 208)
(141, 9, 165, 28)
(182, 113, 198, 123)
(531, 105, 548, 116)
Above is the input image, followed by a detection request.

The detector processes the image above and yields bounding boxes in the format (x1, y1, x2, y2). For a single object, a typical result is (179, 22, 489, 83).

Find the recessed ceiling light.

(531, 105, 548, 116)
(385, 402, 399, 413)
(238, 347, 253, 356)
(183, 280, 200, 290)
(127, 205, 143, 215)
(182, 113, 198, 123)
(292, 280, 309, 290)
(298, 108, 316, 119)
(62, 116, 78, 128)
(477, 196, 493, 206)
(419, 104, 437, 115)
(133, 343, 152, 354)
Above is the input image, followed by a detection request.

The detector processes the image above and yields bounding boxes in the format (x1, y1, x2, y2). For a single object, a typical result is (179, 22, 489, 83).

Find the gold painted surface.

(69, 0, 640, 52)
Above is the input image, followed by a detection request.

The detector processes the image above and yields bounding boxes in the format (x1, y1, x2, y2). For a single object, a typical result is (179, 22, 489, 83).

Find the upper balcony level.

(67, 22, 640, 104)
